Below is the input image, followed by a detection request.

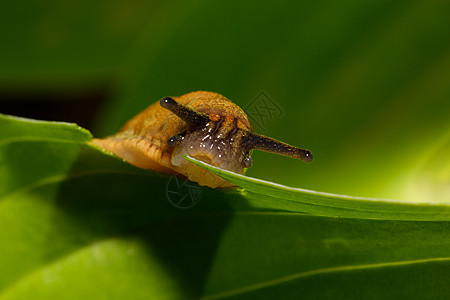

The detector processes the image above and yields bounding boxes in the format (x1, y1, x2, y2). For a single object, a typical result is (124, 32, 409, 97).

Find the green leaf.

(184, 156, 450, 221)
(2, 0, 450, 298)
(1, 114, 450, 299)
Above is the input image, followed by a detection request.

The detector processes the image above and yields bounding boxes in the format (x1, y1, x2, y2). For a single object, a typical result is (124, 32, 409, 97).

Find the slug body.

(92, 91, 312, 188)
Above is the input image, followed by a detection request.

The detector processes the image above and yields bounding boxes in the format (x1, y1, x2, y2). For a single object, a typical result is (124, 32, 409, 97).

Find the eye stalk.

(160, 95, 313, 166)
(160, 96, 177, 109)
(160, 96, 209, 128)
(241, 131, 313, 163)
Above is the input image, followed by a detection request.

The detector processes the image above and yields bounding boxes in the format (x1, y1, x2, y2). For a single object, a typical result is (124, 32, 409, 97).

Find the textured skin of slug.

(91, 91, 253, 188)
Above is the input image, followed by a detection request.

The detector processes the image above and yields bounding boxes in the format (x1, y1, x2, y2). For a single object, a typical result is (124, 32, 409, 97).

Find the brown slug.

(91, 91, 312, 188)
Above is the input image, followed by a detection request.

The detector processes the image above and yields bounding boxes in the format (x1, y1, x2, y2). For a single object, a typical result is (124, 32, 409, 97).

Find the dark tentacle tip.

(160, 96, 177, 109)
(167, 133, 185, 146)
(242, 154, 253, 168)
(167, 136, 178, 146)
(301, 150, 313, 163)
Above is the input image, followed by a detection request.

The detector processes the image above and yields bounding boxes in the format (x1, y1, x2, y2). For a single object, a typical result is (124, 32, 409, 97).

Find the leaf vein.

(202, 257, 450, 299)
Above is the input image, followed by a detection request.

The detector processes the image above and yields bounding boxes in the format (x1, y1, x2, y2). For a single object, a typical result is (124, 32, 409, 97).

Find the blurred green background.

(1, 0, 449, 202)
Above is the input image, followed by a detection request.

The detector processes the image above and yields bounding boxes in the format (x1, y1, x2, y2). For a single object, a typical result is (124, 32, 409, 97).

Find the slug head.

(160, 96, 312, 187)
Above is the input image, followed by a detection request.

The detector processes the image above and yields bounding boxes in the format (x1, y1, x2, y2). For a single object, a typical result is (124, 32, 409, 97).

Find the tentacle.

(167, 131, 186, 146)
(241, 131, 313, 163)
(160, 96, 209, 128)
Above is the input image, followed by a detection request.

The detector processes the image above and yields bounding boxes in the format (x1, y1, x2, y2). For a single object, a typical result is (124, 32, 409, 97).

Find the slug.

(92, 91, 312, 188)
